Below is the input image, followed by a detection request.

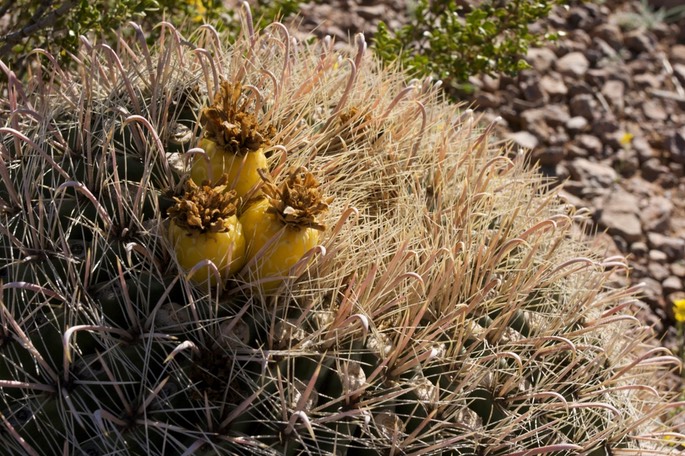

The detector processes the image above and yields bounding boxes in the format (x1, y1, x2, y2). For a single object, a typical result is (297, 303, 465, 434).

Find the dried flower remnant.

(190, 81, 275, 196)
(201, 81, 273, 153)
(262, 167, 332, 230)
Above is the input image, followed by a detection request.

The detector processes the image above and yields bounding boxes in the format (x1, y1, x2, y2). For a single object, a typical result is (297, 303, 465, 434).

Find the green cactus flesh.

(0, 11, 681, 456)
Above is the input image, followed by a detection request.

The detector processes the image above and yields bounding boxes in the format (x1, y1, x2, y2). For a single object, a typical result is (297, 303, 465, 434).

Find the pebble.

(643, 100, 668, 121)
(649, 262, 671, 282)
(566, 116, 589, 133)
(570, 94, 599, 119)
(601, 80, 625, 112)
(669, 44, 685, 64)
(576, 134, 603, 156)
(641, 157, 668, 182)
(508, 131, 539, 151)
(647, 233, 685, 261)
(669, 127, 685, 164)
(540, 74, 568, 98)
(663, 276, 684, 295)
(640, 196, 673, 233)
(631, 241, 649, 257)
(624, 30, 656, 54)
(595, 190, 643, 243)
(555, 51, 590, 77)
(672, 262, 685, 278)
(567, 158, 618, 188)
(527, 47, 558, 72)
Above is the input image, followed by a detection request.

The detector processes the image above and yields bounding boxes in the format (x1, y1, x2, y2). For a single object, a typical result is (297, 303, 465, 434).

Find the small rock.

(576, 134, 603, 156)
(601, 80, 625, 112)
(508, 131, 539, 151)
(519, 109, 552, 139)
(639, 277, 663, 306)
(612, 149, 639, 177)
(567, 158, 618, 188)
(473, 92, 502, 110)
(526, 47, 557, 72)
(641, 157, 668, 182)
(624, 29, 656, 53)
(593, 23, 623, 50)
(566, 116, 589, 134)
(631, 241, 649, 256)
(640, 196, 673, 233)
(668, 127, 685, 164)
(555, 51, 590, 77)
(533, 146, 565, 167)
(586, 68, 610, 87)
(568, 81, 594, 98)
(564, 143, 589, 159)
(643, 99, 668, 121)
(539, 74, 568, 99)
(513, 98, 538, 113)
(592, 37, 620, 60)
(543, 105, 571, 127)
(648, 262, 671, 282)
(671, 44, 685, 63)
(548, 130, 570, 147)
(567, 6, 599, 30)
(663, 276, 684, 295)
(633, 136, 658, 162)
(647, 233, 685, 261)
(595, 189, 643, 243)
(522, 81, 547, 104)
(672, 262, 685, 278)
(672, 63, 685, 86)
(481, 74, 500, 92)
(590, 231, 623, 257)
(570, 94, 599, 120)
(355, 4, 387, 20)
(593, 120, 621, 144)
(633, 73, 661, 89)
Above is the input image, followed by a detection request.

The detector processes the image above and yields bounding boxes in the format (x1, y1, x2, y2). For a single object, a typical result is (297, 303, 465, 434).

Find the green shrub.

(0, 0, 300, 79)
(373, 0, 564, 96)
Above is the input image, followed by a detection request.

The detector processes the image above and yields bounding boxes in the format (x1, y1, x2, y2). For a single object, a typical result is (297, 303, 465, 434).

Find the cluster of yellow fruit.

(167, 81, 331, 291)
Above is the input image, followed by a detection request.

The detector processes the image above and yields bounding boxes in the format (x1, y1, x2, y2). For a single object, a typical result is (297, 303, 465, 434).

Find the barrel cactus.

(0, 5, 682, 455)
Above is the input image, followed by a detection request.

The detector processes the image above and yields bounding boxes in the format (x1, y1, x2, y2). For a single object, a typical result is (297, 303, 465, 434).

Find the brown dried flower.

(167, 176, 240, 233)
(260, 167, 333, 231)
(200, 81, 275, 154)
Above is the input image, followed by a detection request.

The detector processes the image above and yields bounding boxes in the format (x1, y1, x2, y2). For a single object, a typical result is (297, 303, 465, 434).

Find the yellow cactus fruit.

(191, 137, 267, 198)
(167, 177, 246, 286)
(190, 81, 274, 197)
(240, 167, 332, 291)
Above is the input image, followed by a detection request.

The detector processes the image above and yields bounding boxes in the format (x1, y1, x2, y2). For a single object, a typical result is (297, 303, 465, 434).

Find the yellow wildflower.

(673, 298, 685, 323)
(189, 0, 207, 23)
(618, 132, 634, 147)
